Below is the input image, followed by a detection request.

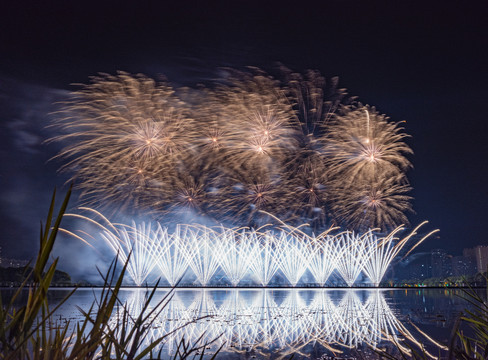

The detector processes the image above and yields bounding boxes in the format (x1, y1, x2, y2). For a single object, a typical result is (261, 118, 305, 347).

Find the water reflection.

(109, 289, 445, 358)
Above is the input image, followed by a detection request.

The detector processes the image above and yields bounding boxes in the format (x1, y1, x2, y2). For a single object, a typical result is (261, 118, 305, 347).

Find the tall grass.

(448, 279, 488, 359)
(0, 186, 221, 359)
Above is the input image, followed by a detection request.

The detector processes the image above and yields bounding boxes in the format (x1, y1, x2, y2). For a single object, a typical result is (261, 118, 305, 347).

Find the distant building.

(0, 258, 29, 268)
(462, 246, 488, 274)
(431, 249, 451, 277)
(475, 246, 488, 273)
(451, 255, 476, 276)
(464, 247, 476, 259)
(397, 252, 432, 280)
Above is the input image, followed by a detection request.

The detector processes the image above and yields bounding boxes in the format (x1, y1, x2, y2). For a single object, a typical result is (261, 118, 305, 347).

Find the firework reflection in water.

(106, 289, 446, 358)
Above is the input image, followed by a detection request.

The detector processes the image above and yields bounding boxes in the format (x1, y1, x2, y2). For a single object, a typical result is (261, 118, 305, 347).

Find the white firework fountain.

(64, 209, 437, 287)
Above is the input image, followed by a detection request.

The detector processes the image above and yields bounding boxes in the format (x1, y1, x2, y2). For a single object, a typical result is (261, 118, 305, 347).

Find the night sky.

(1, 1, 487, 265)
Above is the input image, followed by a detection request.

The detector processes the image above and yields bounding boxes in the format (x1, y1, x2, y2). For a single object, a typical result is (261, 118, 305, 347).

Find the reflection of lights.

(107, 289, 442, 358)
(66, 211, 437, 287)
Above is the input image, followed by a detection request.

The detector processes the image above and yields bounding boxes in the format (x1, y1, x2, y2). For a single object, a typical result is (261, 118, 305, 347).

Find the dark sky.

(1, 0, 487, 261)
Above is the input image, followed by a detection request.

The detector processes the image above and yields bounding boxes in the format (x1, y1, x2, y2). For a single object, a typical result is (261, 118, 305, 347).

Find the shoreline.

(1, 285, 486, 290)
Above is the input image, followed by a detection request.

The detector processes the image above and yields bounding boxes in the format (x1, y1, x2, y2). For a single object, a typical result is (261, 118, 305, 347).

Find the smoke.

(397, 252, 431, 266)
(0, 76, 70, 259)
(52, 216, 116, 284)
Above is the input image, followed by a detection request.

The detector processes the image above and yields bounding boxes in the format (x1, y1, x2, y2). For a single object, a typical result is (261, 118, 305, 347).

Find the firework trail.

(217, 228, 257, 286)
(362, 221, 439, 286)
(185, 226, 221, 286)
(307, 234, 338, 286)
(334, 231, 372, 286)
(63, 207, 161, 286)
(151, 224, 190, 286)
(277, 234, 310, 286)
(248, 231, 281, 286)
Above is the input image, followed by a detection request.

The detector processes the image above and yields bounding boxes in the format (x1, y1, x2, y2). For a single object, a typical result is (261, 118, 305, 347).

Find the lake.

(1, 287, 480, 359)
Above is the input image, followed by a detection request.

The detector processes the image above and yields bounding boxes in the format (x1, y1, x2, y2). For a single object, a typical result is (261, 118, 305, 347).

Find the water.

(1, 287, 480, 359)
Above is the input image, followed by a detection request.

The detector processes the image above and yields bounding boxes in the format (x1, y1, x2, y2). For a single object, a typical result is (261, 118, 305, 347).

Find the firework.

(210, 168, 290, 227)
(63, 208, 161, 286)
(64, 210, 436, 288)
(283, 155, 330, 228)
(323, 105, 413, 230)
(281, 67, 349, 136)
(331, 173, 412, 230)
(307, 234, 338, 286)
(324, 105, 412, 182)
(100, 222, 161, 286)
(277, 233, 310, 286)
(362, 222, 439, 286)
(247, 231, 281, 287)
(52, 72, 196, 213)
(208, 69, 299, 170)
(53, 69, 414, 230)
(216, 228, 257, 286)
(334, 231, 372, 287)
(152, 224, 190, 286)
(184, 226, 221, 286)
